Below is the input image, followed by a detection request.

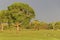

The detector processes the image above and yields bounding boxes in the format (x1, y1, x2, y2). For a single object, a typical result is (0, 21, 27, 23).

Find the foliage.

(0, 2, 35, 31)
(55, 21, 60, 29)
(48, 22, 60, 30)
(0, 2, 60, 30)
(30, 20, 48, 30)
(8, 2, 35, 27)
(48, 23, 53, 29)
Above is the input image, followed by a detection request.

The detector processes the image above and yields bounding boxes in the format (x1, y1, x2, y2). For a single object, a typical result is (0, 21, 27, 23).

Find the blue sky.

(0, 0, 60, 23)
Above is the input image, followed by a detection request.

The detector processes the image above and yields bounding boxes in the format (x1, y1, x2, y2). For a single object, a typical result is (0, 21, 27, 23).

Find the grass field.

(0, 30, 60, 40)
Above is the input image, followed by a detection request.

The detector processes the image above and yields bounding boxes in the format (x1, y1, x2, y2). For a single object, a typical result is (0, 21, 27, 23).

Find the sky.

(0, 0, 60, 23)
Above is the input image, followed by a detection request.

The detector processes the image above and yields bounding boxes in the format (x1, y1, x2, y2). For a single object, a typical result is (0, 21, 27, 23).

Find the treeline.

(29, 20, 60, 30)
(0, 2, 60, 31)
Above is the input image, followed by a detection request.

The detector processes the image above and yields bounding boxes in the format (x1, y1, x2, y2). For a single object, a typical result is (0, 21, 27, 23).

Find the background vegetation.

(0, 2, 60, 31)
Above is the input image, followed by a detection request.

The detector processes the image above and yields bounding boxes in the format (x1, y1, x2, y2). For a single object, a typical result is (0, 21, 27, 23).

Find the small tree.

(55, 21, 60, 29)
(0, 10, 9, 31)
(30, 20, 48, 30)
(30, 20, 40, 30)
(48, 22, 56, 30)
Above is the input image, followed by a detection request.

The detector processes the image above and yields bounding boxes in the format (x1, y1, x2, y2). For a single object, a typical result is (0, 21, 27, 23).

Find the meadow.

(0, 30, 60, 40)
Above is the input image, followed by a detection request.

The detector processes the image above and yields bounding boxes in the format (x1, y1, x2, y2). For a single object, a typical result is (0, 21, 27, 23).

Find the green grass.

(0, 30, 60, 40)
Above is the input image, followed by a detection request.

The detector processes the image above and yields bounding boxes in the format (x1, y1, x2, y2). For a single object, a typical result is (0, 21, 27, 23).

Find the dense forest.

(0, 2, 60, 31)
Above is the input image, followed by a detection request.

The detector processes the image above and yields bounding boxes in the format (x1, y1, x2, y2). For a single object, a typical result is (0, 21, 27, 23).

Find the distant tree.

(55, 21, 60, 29)
(30, 20, 48, 30)
(30, 20, 40, 30)
(48, 23, 53, 29)
(48, 22, 56, 30)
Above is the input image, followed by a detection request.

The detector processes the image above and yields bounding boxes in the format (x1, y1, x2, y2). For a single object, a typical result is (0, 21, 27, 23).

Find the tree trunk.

(16, 25, 19, 31)
(1, 26, 3, 31)
(1, 24, 4, 31)
(15, 22, 22, 31)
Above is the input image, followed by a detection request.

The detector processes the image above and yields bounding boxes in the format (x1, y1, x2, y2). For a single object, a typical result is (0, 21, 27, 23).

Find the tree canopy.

(0, 2, 35, 31)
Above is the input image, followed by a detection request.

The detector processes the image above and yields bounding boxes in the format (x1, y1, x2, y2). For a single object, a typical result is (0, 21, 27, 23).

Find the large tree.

(8, 2, 35, 31)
